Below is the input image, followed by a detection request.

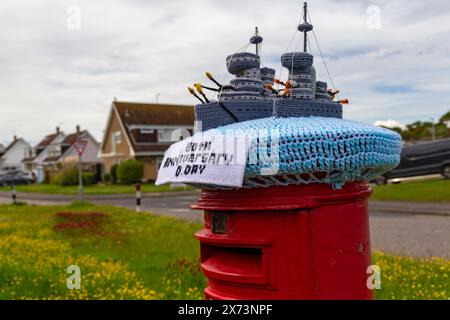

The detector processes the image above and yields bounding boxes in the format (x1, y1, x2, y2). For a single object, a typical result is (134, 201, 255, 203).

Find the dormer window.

(52, 146, 61, 156)
(25, 148, 35, 158)
(157, 129, 173, 143)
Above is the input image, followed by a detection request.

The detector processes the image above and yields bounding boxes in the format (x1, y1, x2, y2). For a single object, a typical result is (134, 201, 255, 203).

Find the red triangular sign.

(73, 139, 88, 156)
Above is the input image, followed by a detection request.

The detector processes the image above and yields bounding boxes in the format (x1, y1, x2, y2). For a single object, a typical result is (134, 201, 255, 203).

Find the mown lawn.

(0, 203, 448, 300)
(372, 179, 450, 202)
(0, 183, 191, 195)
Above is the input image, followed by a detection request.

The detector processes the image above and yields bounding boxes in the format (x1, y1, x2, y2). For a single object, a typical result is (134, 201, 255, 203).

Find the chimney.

(13, 135, 17, 141)
(76, 125, 81, 134)
(56, 126, 60, 134)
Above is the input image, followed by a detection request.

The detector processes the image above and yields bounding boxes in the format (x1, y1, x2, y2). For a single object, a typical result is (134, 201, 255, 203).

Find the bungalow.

(99, 101, 195, 182)
(42, 126, 102, 182)
(0, 136, 31, 175)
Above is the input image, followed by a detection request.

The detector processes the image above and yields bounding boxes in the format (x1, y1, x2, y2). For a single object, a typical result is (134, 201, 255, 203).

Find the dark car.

(0, 172, 35, 187)
(375, 138, 450, 184)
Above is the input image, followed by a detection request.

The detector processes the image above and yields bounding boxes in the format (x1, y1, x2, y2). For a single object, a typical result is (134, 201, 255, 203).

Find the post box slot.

(201, 244, 266, 283)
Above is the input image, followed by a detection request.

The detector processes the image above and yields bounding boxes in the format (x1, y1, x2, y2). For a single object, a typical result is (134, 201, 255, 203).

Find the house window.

(157, 129, 174, 142)
(114, 131, 122, 144)
(111, 131, 121, 154)
(48, 146, 61, 157)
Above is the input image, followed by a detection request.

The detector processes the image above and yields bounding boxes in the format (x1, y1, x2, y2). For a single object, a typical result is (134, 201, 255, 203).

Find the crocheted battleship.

(183, 2, 402, 189)
(192, 5, 344, 131)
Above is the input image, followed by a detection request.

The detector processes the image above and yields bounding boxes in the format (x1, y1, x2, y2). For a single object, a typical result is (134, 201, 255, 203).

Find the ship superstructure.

(190, 3, 347, 131)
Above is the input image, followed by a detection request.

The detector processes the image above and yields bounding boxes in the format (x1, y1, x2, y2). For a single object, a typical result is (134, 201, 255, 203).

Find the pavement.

(0, 190, 203, 221)
(369, 201, 450, 217)
(0, 190, 449, 259)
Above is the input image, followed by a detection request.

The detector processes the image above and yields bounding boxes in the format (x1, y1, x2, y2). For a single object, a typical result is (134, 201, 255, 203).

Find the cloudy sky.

(1, 0, 450, 145)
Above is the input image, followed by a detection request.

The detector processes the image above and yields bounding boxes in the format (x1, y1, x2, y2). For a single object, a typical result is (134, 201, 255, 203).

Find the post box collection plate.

(212, 212, 227, 234)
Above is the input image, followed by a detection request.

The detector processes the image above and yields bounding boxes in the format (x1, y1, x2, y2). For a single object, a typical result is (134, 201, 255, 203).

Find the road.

(0, 191, 449, 259)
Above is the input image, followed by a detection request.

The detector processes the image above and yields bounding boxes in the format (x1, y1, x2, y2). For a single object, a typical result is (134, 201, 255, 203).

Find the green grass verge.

(374, 251, 449, 300)
(372, 179, 450, 202)
(0, 203, 448, 300)
(0, 183, 191, 195)
(0, 203, 204, 299)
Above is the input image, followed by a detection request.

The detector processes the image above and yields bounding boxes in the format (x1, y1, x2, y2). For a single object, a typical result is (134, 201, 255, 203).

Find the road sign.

(73, 139, 88, 157)
(72, 138, 87, 203)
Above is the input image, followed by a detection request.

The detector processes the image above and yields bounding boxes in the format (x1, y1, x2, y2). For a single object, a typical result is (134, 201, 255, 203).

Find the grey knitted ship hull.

(195, 100, 274, 131)
(273, 98, 343, 119)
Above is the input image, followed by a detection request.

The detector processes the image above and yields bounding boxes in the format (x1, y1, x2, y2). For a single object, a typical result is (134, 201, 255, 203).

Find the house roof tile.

(43, 155, 61, 163)
(114, 102, 195, 127)
(113, 102, 195, 154)
(22, 156, 37, 163)
(36, 133, 59, 149)
(62, 131, 87, 145)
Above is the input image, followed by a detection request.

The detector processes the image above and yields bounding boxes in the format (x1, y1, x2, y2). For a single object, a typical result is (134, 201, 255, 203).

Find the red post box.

(192, 181, 373, 300)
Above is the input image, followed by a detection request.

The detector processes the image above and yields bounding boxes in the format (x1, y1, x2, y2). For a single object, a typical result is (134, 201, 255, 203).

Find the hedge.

(51, 166, 96, 186)
(117, 160, 144, 185)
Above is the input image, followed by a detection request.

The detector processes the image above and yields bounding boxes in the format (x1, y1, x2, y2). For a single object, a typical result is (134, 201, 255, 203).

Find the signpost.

(73, 138, 88, 202)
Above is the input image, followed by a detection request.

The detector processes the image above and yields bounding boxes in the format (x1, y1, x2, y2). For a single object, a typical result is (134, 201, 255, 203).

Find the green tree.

(439, 111, 450, 124)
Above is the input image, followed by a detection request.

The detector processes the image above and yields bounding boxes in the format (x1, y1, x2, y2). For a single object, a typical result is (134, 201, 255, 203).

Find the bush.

(44, 172, 51, 184)
(51, 167, 96, 186)
(110, 165, 118, 184)
(117, 160, 143, 185)
(102, 173, 111, 183)
(82, 172, 96, 186)
(50, 174, 59, 185)
(52, 166, 79, 186)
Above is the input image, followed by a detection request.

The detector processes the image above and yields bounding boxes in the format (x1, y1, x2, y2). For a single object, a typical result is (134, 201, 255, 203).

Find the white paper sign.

(156, 133, 248, 188)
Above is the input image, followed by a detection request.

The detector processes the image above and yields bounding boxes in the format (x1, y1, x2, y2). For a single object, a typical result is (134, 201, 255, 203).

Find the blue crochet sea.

(199, 116, 402, 189)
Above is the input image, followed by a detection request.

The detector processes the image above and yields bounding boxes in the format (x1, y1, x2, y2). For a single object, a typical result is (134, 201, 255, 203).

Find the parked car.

(375, 138, 450, 185)
(0, 171, 35, 187)
(0, 166, 21, 178)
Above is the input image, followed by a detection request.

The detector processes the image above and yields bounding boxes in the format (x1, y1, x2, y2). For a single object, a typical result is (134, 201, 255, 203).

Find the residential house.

(22, 127, 66, 183)
(0, 136, 31, 175)
(42, 126, 102, 182)
(99, 102, 195, 182)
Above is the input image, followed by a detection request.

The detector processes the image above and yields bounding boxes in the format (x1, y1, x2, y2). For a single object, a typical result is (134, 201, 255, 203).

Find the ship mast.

(303, 3, 308, 52)
(250, 27, 263, 56)
(298, 2, 313, 53)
